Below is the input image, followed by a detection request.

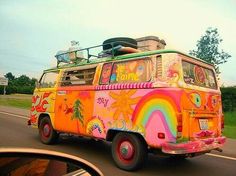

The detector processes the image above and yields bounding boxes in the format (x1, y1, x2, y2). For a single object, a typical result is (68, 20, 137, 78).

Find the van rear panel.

(162, 89, 226, 154)
(182, 90, 222, 140)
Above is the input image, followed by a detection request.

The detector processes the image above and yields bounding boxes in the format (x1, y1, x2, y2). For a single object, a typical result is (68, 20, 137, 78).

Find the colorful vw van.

(28, 38, 226, 171)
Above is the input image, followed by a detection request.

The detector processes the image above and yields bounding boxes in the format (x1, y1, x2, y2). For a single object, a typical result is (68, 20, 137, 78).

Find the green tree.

(30, 78, 37, 86)
(15, 75, 31, 86)
(190, 28, 231, 73)
(4, 72, 15, 81)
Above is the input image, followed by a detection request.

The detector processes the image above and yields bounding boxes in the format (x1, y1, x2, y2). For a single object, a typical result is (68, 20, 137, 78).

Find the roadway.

(0, 112, 236, 176)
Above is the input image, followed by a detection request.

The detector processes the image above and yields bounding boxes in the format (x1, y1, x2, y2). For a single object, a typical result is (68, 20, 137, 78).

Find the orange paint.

(29, 50, 225, 161)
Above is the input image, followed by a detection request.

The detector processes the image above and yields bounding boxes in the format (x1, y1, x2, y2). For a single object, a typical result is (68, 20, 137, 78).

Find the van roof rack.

(55, 41, 138, 67)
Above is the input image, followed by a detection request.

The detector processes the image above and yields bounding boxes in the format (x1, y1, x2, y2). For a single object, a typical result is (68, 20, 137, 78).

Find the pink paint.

(218, 137, 226, 144)
(194, 130, 214, 138)
(203, 138, 214, 145)
(97, 97, 109, 107)
(95, 82, 154, 90)
(162, 136, 226, 154)
(145, 111, 176, 147)
(78, 91, 91, 99)
(92, 128, 104, 138)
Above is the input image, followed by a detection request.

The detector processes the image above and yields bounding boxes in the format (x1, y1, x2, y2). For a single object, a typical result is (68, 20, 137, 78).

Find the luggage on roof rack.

(55, 37, 140, 67)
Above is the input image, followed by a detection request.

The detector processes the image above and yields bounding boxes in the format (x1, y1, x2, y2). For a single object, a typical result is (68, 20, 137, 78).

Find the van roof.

(44, 49, 213, 72)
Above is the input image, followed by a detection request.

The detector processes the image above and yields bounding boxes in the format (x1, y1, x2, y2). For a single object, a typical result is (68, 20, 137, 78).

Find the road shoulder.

(0, 105, 30, 117)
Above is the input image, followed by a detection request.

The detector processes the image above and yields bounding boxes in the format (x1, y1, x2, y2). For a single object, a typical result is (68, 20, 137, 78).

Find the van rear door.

(181, 60, 222, 141)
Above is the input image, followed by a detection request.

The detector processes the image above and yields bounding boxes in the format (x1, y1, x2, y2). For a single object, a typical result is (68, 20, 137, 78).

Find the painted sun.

(109, 90, 141, 121)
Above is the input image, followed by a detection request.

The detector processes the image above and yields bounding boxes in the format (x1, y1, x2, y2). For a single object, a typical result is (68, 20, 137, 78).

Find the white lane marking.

(206, 153, 236, 161)
(0, 111, 28, 120)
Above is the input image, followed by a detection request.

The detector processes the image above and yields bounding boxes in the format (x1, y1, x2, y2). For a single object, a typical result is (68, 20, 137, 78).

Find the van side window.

(61, 68, 96, 86)
(39, 71, 59, 88)
(110, 58, 151, 84)
(100, 63, 113, 85)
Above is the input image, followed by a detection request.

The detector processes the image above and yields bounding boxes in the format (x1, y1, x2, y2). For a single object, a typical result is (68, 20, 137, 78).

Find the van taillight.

(158, 132, 165, 139)
(177, 113, 182, 138)
(221, 114, 224, 129)
(177, 125, 182, 132)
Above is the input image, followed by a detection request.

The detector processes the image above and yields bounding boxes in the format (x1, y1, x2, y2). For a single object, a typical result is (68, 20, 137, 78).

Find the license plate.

(199, 119, 209, 130)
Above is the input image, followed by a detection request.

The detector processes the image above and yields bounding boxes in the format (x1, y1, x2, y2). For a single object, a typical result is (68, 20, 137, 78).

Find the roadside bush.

(221, 87, 236, 112)
(16, 86, 34, 94)
(1, 72, 35, 95)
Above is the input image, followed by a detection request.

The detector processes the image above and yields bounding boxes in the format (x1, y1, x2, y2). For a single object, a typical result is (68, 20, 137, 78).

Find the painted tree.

(189, 28, 231, 74)
(72, 99, 84, 126)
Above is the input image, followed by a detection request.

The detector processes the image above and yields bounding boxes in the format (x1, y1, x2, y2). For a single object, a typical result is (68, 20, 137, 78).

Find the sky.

(0, 0, 236, 86)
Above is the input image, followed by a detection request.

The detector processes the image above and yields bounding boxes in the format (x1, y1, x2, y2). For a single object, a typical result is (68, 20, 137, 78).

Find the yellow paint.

(109, 90, 141, 120)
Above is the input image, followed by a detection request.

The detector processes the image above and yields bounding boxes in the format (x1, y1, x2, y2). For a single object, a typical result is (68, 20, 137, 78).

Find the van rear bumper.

(162, 136, 226, 154)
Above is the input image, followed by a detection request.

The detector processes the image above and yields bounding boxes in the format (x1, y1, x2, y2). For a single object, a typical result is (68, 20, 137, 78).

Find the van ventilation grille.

(156, 56, 162, 78)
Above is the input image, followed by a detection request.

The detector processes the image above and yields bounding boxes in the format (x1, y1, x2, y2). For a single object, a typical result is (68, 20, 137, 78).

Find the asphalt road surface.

(0, 112, 236, 176)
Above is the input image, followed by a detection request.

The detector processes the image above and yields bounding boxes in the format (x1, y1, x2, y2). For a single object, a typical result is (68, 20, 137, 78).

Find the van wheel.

(111, 132, 147, 171)
(39, 117, 58, 144)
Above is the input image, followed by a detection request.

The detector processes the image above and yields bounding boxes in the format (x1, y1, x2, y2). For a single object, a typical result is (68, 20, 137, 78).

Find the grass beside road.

(223, 110, 236, 139)
(0, 94, 32, 100)
(224, 110, 236, 125)
(0, 94, 32, 109)
(223, 126, 236, 139)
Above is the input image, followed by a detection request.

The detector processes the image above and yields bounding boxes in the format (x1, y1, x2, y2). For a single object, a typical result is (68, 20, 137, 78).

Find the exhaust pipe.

(214, 148, 223, 152)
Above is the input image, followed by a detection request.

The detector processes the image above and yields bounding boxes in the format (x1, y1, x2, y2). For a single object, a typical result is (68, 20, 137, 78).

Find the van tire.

(111, 132, 147, 171)
(171, 154, 188, 160)
(39, 116, 58, 144)
(103, 37, 138, 51)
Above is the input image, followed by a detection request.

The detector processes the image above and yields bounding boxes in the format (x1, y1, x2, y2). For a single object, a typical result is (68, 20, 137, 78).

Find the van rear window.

(110, 59, 152, 84)
(182, 61, 217, 89)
